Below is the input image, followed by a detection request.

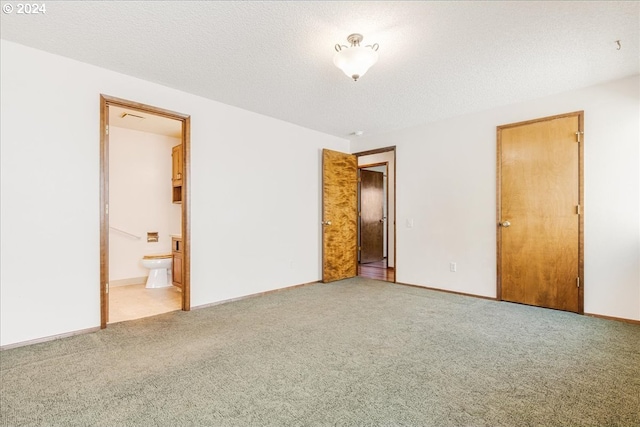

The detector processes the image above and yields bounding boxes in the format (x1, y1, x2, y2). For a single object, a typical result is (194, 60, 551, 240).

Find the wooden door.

(322, 149, 358, 282)
(360, 169, 384, 263)
(498, 112, 583, 313)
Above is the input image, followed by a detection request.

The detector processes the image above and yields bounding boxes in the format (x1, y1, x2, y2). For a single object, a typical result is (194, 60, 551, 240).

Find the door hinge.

(106, 204, 109, 214)
(105, 125, 109, 135)
(106, 282, 109, 294)
(576, 204, 581, 215)
(358, 246, 362, 251)
(577, 277, 580, 288)
(575, 131, 583, 143)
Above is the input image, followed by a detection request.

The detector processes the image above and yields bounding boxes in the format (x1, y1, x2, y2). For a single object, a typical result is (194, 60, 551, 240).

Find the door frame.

(354, 146, 396, 282)
(496, 111, 584, 313)
(358, 163, 389, 264)
(100, 94, 191, 328)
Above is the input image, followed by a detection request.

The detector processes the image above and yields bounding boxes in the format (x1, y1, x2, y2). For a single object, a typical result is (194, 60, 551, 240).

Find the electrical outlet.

(450, 262, 457, 272)
(406, 218, 414, 228)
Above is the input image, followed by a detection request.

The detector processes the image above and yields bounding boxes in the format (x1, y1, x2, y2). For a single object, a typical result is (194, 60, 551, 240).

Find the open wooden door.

(360, 169, 384, 263)
(497, 112, 583, 313)
(322, 149, 358, 282)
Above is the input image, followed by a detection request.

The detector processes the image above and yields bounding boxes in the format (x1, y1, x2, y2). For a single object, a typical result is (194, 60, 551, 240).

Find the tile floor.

(108, 283, 182, 324)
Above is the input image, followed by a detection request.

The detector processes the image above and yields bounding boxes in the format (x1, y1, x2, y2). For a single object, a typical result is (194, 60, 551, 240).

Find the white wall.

(358, 152, 395, 267)
(351, 75, 640, 321)
(108, 126, 181, 282)
(0, 40, 348, 346)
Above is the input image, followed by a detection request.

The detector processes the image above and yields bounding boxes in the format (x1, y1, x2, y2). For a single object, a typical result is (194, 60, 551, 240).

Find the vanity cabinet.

(172, 237, 183, 289)
(172, 144, 183, 203)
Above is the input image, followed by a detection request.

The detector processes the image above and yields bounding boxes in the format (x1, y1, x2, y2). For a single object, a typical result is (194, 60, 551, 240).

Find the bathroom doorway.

(100, 95, 191, 328)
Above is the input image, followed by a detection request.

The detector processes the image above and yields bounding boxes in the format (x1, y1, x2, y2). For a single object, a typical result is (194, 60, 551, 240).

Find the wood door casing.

(100, 94, 191, 329)
(360, 169, 384, 263)
(498, 112, 583, 313)
(100, 98, 110, 326)
(322, 149, 358, 282)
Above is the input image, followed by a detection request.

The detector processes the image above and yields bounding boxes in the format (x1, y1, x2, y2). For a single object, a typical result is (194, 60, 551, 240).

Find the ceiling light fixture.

(333, 33, 379, 81)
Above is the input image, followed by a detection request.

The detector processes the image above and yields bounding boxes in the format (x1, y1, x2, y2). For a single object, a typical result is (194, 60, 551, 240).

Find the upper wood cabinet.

(172, 144, 183, 187)
(172, 144, 183, 203)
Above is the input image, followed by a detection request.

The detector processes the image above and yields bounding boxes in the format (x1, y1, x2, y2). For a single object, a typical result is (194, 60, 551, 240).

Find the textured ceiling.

(1, 1, 638, 138)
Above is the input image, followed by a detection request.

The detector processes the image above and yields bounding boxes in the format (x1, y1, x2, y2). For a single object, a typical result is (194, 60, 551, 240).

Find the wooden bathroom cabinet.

(172, 144, 183, 186)
(172, 237, 183, 289)
(172, 144, 183, 203)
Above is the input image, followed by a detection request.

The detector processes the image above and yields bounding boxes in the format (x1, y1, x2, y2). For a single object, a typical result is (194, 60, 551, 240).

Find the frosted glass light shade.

(333, 46, 379, 81)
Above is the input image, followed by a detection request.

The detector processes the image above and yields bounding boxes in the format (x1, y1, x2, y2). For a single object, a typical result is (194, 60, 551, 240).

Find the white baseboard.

(193, 281, 320, 311)
(0, 326, 101, 351)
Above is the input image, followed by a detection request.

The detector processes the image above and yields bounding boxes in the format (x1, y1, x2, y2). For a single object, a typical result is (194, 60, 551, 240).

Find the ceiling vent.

(120, 112, 145, 121)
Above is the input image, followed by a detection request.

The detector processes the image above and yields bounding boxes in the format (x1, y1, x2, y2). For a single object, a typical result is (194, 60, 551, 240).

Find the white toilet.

(142, 254, 173, 289)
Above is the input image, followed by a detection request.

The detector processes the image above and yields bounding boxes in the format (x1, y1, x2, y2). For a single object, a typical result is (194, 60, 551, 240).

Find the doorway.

(100, 95, 191, 328)
(359, 166, 386, 264)
(320, 146, 396, 283)
(358, 163, 394, 282)
(356, 148, 395, 282)
(497, 111, 584, 313)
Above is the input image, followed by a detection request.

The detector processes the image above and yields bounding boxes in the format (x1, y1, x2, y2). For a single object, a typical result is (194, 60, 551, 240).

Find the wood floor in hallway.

(358, 258, 395, 282)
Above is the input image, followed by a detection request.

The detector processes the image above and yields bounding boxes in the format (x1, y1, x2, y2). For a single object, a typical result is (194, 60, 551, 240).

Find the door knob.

(322, 220, 332, 226)
(500, 221, 511, 227)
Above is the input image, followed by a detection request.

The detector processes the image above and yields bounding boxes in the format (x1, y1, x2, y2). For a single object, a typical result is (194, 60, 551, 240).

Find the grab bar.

(109, 226, 141, 240)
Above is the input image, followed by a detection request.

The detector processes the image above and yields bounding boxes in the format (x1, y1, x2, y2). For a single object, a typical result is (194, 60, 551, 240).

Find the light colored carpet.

(1, 277, 639, 426)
